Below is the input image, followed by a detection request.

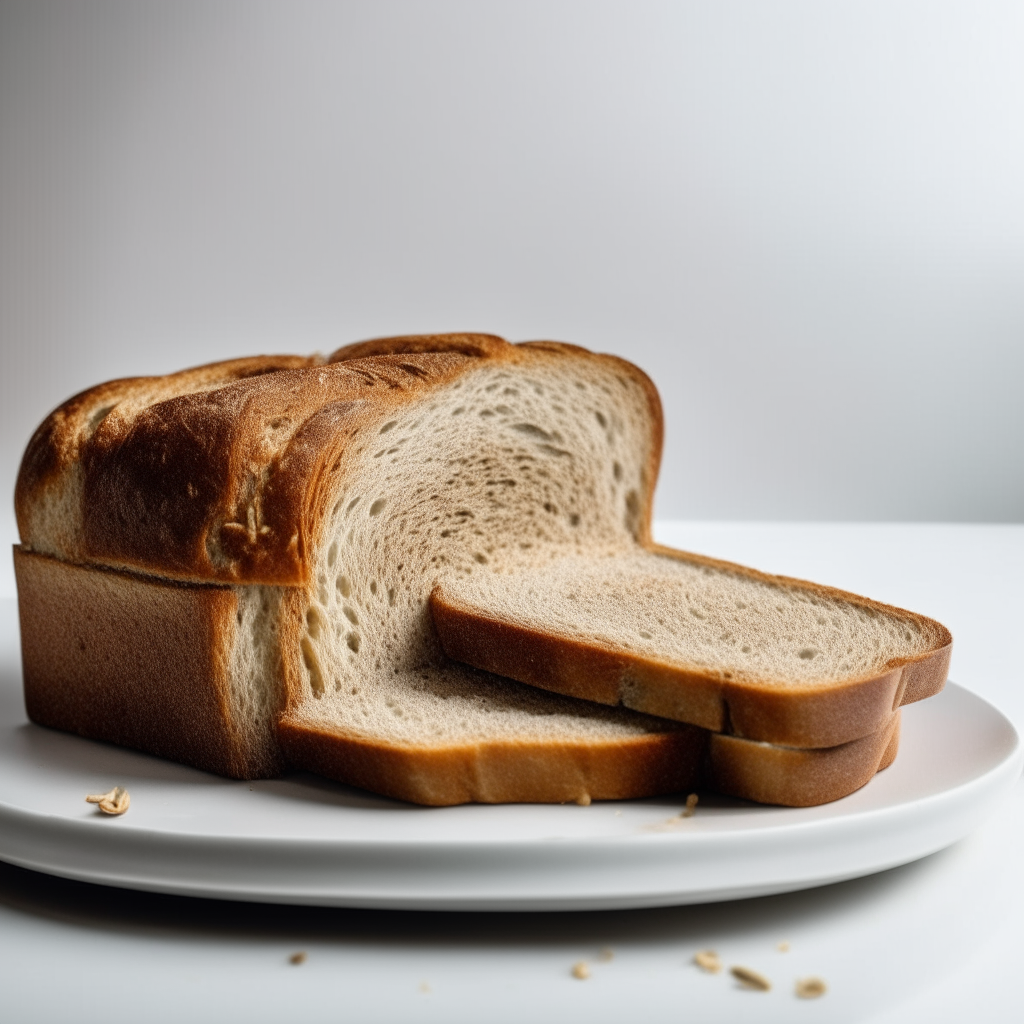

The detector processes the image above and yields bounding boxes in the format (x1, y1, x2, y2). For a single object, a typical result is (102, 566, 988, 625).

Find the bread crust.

(16, 352, 484, 585)
(276, 711, 899, 807)
(14, 546, 281, 778)
(276, 717, 706, 806)
(707, 712, 901, 806)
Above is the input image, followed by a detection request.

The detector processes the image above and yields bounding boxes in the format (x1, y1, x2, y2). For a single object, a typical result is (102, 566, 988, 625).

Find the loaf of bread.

(14, 334, 948, 805)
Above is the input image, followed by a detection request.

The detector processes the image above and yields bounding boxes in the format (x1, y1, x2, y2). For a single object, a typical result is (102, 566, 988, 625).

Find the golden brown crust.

(708, 712, 901, 807)
(13, 546, 281, 778)
(15, 355, 315, 553)
(276, 669, 902, 808)
(276, 717, 706, 806)
(276, 710, 900, 807)
(17, 350, 485, 585)
(328, 332, 510, 362)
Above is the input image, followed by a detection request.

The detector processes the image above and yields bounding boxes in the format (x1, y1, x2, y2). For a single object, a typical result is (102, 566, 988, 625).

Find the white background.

(2, 1, 1023, 601)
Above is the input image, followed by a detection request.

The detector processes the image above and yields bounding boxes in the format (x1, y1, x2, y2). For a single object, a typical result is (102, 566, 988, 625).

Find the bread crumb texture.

(288, 356, 676, 750)
(731, 965, 771, 991)
(795, 977, 827, 999)
(85, 786, 130, 815)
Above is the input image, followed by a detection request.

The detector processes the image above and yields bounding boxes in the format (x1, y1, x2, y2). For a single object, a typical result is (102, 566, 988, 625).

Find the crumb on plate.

(85, 786, 130, 815)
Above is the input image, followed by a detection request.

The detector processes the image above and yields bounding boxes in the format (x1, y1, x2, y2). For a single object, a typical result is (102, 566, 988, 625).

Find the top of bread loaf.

(16, 334, 659, 587)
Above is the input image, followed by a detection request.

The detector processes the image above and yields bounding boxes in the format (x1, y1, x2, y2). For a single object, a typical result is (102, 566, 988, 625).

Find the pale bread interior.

(230, 585, 287, 765)
(286, 356, 674, 745)
(437, 551, 943, 688)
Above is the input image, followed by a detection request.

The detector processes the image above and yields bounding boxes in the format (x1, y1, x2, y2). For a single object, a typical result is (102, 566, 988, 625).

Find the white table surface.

(1, 522, 1021, 1023)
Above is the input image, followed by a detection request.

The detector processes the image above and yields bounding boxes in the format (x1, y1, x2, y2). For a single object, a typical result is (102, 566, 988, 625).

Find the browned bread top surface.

(15, 335, 661, 587)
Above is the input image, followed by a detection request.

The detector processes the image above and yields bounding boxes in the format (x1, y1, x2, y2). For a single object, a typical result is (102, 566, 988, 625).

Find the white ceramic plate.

(0, 601, 1018, 911)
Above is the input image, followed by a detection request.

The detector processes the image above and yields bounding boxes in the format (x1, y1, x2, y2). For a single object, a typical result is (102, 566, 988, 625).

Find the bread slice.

(14, 333, 943, 804)
(431, 547, 950, 748)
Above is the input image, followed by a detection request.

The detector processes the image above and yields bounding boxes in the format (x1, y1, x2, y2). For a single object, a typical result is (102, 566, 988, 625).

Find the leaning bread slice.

(432, 549, 950, 748)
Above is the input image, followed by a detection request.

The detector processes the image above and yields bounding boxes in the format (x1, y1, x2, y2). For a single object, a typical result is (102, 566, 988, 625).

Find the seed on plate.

(572, 961, 591, 980)
(597, 947, 614, 962)
(693, 950, 721, 974)
(731, 965, 771, 991)
(796, 977, 827, 999)
(681, 793, 699, 817)
(777, 941, 790, 952)
(289, 952, 307, 965)
(85, 786, 130, 815)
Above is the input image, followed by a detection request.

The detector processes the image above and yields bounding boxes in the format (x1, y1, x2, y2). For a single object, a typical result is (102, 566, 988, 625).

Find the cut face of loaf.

(14, 333, 948, 804)
(271, 344, 687, 800)
(431, 548, 951, 748)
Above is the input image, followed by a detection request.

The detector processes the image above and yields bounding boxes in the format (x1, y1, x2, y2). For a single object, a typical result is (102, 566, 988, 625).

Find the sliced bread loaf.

(14, 333, 943, 804)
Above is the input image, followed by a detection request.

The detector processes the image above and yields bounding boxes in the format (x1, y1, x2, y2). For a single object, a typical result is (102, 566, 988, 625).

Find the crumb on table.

(796, 977, 827, 999)
(693, 950, 721, 974)
(730, 965, 771, 991)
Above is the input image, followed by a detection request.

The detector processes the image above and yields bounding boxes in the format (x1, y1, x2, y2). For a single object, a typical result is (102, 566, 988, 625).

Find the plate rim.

(0, 682, 1019, 910)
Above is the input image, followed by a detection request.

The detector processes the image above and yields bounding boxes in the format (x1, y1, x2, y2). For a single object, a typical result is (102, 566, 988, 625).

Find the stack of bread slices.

(13, 334, 951, 806)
